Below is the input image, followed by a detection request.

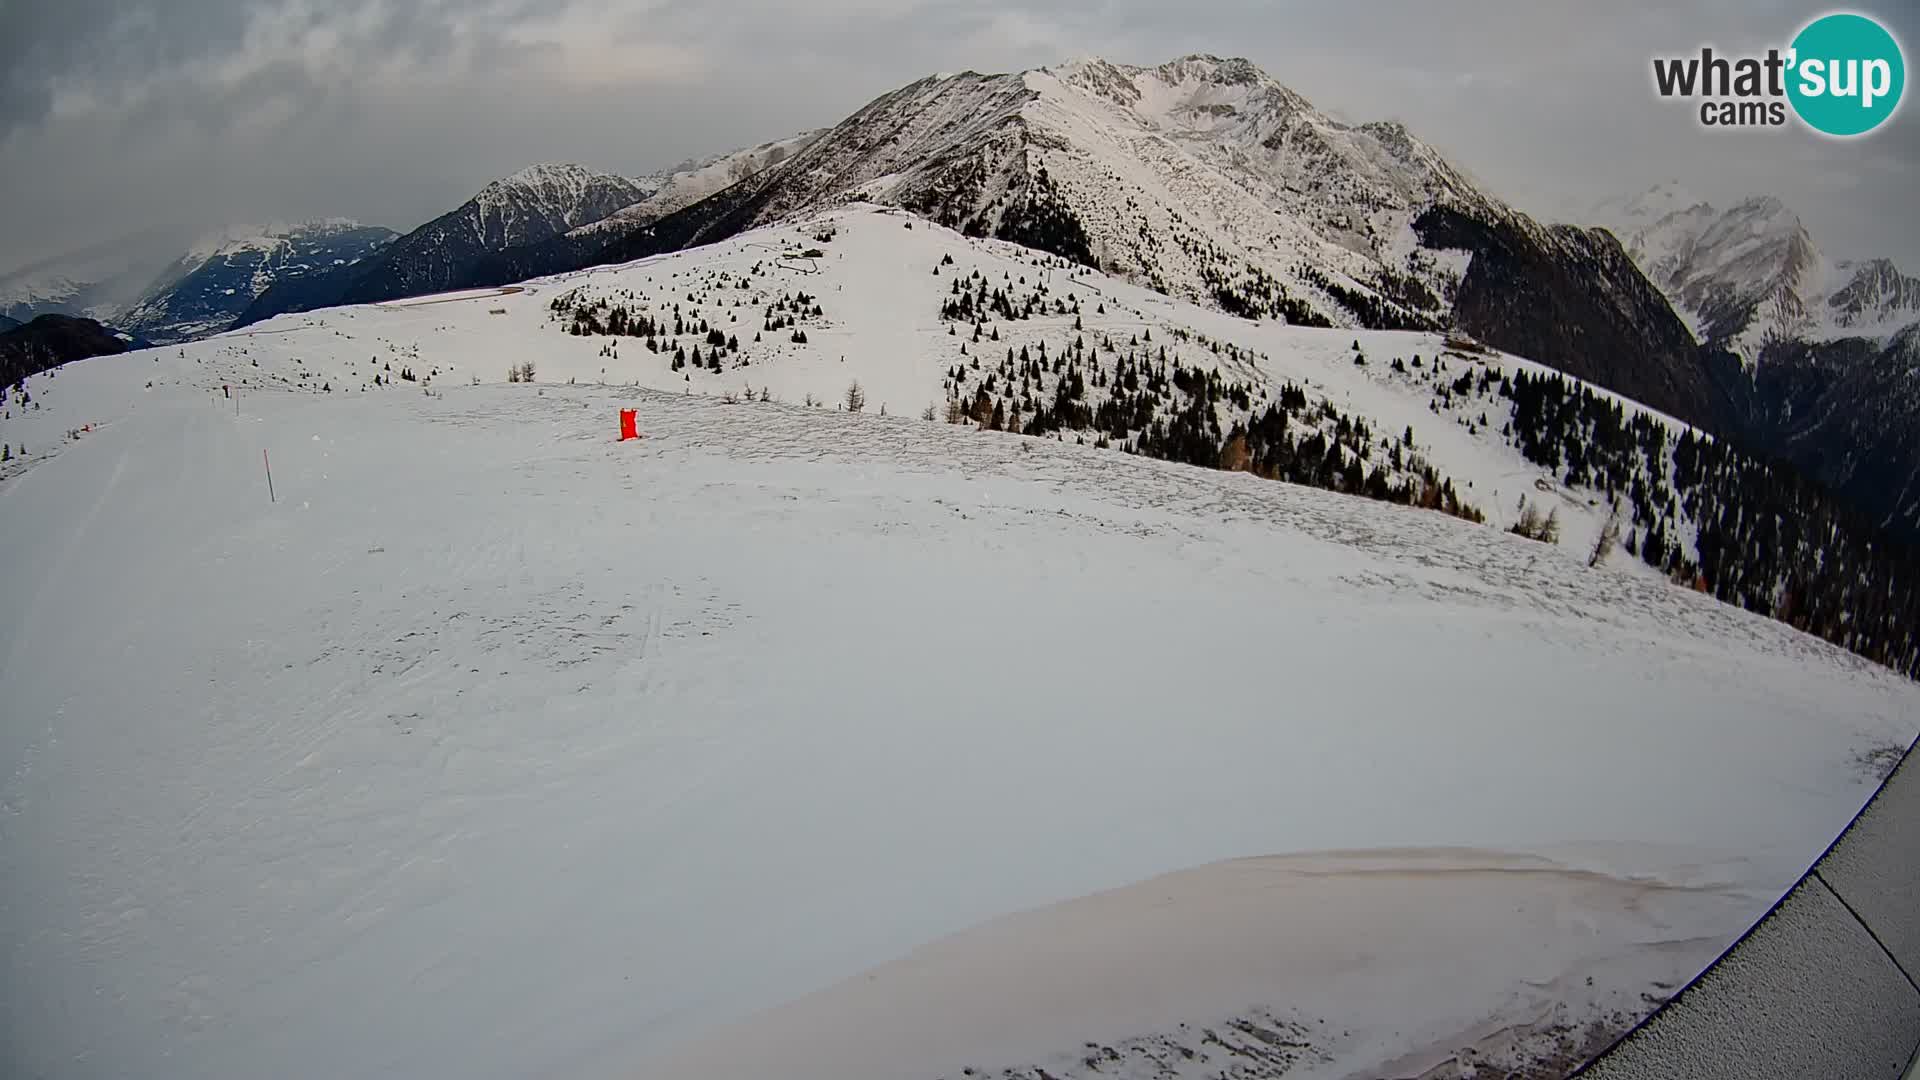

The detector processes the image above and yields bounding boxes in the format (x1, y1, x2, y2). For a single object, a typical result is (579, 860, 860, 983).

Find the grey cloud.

(1, 0, 1915, 274)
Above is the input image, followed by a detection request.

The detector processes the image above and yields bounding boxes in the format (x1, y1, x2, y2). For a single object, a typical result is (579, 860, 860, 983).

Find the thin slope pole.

(263, 449, 276, 504)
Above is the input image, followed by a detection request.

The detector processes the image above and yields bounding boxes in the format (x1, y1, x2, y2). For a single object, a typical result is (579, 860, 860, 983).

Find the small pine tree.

(844, 380, 866, 413)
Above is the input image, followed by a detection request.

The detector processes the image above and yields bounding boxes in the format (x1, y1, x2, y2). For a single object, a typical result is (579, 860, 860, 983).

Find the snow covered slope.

(4, 204, 1916, 1079)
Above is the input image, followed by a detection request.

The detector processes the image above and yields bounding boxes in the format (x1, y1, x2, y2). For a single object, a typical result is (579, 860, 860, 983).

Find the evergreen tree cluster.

(547, 277, 824, 379)
(939, 324, 1484, 526)
(762, 291, 823, 334)
(939, 267, 1082, 325)
(1296, 265, 1441, 332)
(1503, 367, 1920, 678)
(1203, 260, 1333, 327)
(992, 167, 1097, 269)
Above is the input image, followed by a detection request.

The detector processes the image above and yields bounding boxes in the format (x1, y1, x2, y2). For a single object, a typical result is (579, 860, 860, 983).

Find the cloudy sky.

(2, 0, 1915, 274)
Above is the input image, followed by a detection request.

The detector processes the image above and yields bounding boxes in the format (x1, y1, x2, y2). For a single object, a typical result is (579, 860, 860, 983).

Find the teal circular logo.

(1787, 13, 1905, 136)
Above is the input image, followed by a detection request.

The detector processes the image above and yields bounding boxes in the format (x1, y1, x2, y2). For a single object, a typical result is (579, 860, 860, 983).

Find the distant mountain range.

(0, 222, 396, 346)
(1, 137, 824, 346)
(237, 139, 822, 326)
(122, 222, 400, 343)
(1593, 183, 1920, 362)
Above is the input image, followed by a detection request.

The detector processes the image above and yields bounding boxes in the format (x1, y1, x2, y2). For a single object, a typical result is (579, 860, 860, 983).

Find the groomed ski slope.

(3, 376, 1916, 1079)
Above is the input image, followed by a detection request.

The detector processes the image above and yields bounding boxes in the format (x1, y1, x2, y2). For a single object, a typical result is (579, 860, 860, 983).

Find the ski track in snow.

(1, 207, 1917, 1080)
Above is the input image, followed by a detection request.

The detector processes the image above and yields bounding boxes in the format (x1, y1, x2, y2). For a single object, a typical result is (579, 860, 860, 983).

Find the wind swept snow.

(1, 374, 1914, 1079)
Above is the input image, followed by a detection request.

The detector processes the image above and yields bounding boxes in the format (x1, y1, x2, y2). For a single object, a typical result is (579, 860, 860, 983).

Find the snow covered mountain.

(1594, 182, 1920, 362)
(565, 130, 825, 242)
(116, 221, 397, 344)
(471, 56, 1716, 434)
(1594, 183, 1920, 538)
(3, 202, 1916, 1080)
(236, 164, 657, 325)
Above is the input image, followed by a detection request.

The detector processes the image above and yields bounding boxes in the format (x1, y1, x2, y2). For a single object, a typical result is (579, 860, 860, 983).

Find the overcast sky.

(2, 0, 1915, 274)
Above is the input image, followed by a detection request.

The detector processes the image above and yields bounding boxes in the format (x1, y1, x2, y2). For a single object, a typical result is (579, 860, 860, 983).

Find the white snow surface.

(3, 206, 1917, 1080)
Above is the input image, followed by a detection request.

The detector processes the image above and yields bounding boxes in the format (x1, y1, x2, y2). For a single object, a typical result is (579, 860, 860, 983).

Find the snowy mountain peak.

(474, 163, 654, 214)
(495, 162, 613, 190)
(1041, 54, 1314, 132)
(1594, 181, 1711, 229)
(1590, 184, 1920, 361)
(1829, 257, 1920, 328)
(184, 220, 386, 263)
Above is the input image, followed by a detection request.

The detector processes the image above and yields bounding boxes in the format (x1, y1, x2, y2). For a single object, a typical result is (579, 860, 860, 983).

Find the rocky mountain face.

(565, 131, 825, 241)
(118, 222, 397, 344)
(236, 165, 657, 325)
(1596, 183, 1920, 540)
(1411, 208, 1725, 429)
(1594, 183, 1920, 362)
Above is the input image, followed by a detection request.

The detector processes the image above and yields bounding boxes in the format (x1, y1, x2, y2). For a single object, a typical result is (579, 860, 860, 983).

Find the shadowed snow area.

(2, 380, 1914, 1079)
(641, 847, 1770, 1080)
